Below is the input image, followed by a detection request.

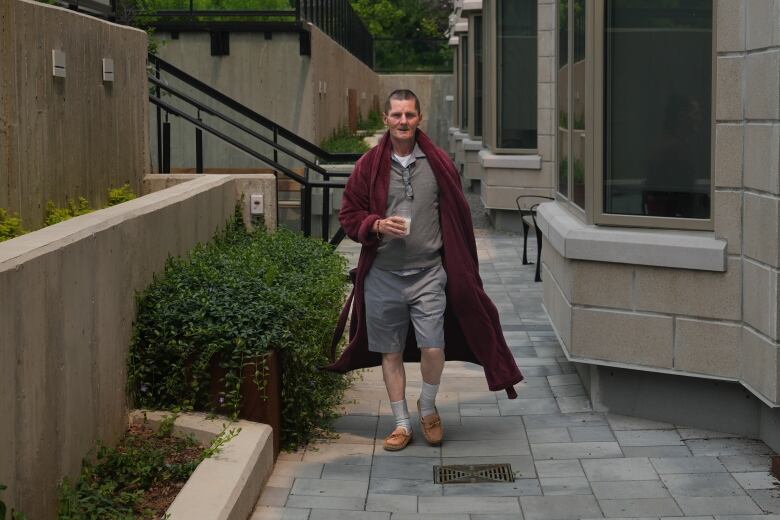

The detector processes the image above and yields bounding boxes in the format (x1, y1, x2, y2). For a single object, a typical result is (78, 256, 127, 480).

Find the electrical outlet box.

(250, 194, 264, 215)
(52, 49, 66, 78)
(102, 58, 114, 82)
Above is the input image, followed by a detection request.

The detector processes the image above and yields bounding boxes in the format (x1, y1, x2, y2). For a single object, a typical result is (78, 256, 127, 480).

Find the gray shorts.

(364, 264, 447, 353)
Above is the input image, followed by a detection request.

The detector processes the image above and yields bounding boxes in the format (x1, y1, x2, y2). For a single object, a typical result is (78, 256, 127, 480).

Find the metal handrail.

(148, 53, 362, 165)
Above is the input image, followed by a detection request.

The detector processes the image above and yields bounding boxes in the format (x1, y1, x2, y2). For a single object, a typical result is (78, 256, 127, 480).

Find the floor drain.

(434, 463, 515, 484)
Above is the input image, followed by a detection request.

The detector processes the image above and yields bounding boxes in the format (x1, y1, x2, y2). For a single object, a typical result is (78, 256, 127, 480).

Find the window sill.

(461, 0, 482, 14)
(478, 150, 542, 170)
(453, 130, 469, 141)
(536, 201, 727, 272)
(463, 138, 482, 151)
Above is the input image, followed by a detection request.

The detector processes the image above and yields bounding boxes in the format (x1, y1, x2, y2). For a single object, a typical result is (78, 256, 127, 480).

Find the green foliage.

(349, 0, 448, 39)
(320, 126, 370, 154)
(44, 198, 93, 226)
(57, 417, 234, 519)
(357, 109, 384, 132)
(107, 184, 137, 206)
(0, 209, 26, 242)
(128, 213, 350, 450)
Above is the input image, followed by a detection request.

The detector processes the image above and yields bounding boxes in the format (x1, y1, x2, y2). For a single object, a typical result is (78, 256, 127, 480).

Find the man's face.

(384, 98, 422, 145)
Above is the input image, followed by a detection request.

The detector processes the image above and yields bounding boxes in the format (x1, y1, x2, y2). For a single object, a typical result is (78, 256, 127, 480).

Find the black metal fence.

(298, 0, 373, 67)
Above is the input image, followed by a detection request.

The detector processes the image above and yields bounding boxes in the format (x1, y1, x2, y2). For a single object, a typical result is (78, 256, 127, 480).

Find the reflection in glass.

(557, 0, 569, 197)
(460, 36, 469, 130)
(474, 16, 483, 138)
(571, 0, 586, 208)
(497, 0, 537, 149)
(604, 0, 712, 219)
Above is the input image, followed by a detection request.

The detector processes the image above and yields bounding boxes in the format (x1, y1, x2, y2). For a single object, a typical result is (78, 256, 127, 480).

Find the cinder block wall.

(0, 0, 148, 228)
(542, 0, 780, 442)
(0, 175, 275, 519)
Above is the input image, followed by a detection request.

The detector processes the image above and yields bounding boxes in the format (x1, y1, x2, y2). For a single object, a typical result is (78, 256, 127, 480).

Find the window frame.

(460, 34, 469, 132)
(484, 0, 539, 154)
(556, 0, 717, 231)
(468, 14, 483, 140)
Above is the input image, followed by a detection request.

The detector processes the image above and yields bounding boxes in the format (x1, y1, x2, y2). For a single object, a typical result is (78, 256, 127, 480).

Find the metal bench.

(516, 196, 554, 282)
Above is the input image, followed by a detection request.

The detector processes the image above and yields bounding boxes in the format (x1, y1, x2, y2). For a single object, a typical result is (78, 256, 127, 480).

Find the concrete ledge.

(463, 138, 482, 151)
(478, 149, 543, 170)
(537, 201, 728, 272)
(454, 19, 468, 33)
(130, 411, 274, 520)
(453, 130, 469, 141)
(462, 0, 482, 14)
(448, 36, 459, 47)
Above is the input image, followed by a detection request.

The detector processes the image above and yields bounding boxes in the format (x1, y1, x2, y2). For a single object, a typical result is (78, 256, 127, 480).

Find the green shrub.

(44, 197, 93, 226)
(320, 125, 369, 154)
(357, 109, 384, 132)
(0, 209, 26, 242)
(107, 184, 137, 206)
(128, 214, 350, 450)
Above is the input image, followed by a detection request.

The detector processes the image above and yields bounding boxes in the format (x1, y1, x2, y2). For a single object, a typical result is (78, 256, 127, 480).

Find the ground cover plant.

(128, 213, 350, 450)
(0, 209, 25, 243)
(320, 125, 370, 154)
(57, 415, 237, 519)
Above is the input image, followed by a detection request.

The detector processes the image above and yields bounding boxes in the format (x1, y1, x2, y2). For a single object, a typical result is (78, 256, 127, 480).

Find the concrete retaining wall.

(0, 0, 148, 228)
(379, 74, 454, 149)
(0, 174, 275, 519)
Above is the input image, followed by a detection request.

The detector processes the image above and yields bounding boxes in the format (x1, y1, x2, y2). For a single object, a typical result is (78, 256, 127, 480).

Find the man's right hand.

(374, 216, 408, 238)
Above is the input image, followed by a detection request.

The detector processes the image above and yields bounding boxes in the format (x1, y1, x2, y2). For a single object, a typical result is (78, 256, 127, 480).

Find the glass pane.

(604, 0, 712, 219)
(498, 0, 537, 149)
(557, 0, 569, 197)
(571, 0, 586, 207)
(474, 16, 483, 138)
(460, 36, 469, 130)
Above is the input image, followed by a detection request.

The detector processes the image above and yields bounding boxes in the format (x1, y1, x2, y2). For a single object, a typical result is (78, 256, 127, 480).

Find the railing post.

(273, 127, 278, 165)
(294, 0, 300, 21)
(155, 61, 163, 173)
(195, 128, 203, 173)
(301, 167, 311, 237)
(322, 184, 330, 241)
(162, 117, 171, 174)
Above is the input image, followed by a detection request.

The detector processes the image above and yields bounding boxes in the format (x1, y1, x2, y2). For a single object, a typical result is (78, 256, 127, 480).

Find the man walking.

(327, 90, 522, 451)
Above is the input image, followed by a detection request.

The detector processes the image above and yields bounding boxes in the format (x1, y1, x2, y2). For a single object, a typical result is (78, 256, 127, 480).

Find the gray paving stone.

(621, 446, 693, 458)
(532, 442, 623, 460)
(661, 473, 746, 497)
(581, 458, 658, 481)
(715, 516, 780, 520)
(259, 485, 291, 507)
(547, 374, 583, 387)
(291, 478, 368, 498)
(460, 403, 500, 417)
(606, 414, 675, 431)
(522, 366, 564, 377)
(273, 461, 325, 478)
(523, 412, 608, 429)
(371, 456, 439, 480)
(598, 498, 683, 517)
(539, 476, 592, 495)
(686, 438, 774, 457)
(520, 495, 602, 520)
(615, 430, 683, 447)
(365, 494, 418, 513)
(441, 455, 536, 479)
(556, 396, 593, 413)
(302, 443, 374, 465)
(569, 426, 616, 442)
(249, 506, 311, 520)
(527, 427, 571, 444)
(650, 456, 726, 474)
(718, 455, 772, 472)
(285, 495, 366, 511)
(459, 391, 498, 404)
(732, 471, 780, 489)
(372, 439, 441, 458)
(535, 460, 585, 478)
(746, 489, 780, 513)
(471, 515, 527, 520)
(369, 478, 443, 496)
(309, 510, 390, 520)
(591, 480, 670, 499)
(418, 496, 521, 514)
(675, 496, 763, 515)
(390, 515, 470, 520)
(442, 439, 531, 457)
(677, 428, 741, 440)
(442, 479, 541, 496)
(512, 385, 556, 398)
(334, 415, 380, 430)
(499, 398, 560, 415)
(319, 463, 372, 482)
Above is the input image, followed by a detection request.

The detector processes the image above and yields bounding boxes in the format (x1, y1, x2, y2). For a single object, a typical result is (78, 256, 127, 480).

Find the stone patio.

(250, 192, 780, 519)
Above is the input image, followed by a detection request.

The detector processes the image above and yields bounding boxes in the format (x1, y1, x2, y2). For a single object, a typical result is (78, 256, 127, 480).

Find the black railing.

(374, 38, 452, 73)
(53, 0, 115, 19)
(137, 0, 373, 68)
(148, 53, 360, 244)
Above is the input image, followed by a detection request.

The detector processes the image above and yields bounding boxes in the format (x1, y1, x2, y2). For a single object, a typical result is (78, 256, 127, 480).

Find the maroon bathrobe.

(325, 129, 523, 398)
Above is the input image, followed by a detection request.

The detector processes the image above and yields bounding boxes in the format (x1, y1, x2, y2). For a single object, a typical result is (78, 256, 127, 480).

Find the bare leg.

(381, 352, 406, 402)
(420, 347, 445, 385)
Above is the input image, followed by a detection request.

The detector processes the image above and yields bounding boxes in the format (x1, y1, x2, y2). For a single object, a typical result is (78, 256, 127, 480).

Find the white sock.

(419, 381, 439, 417)
(390, 399, 411, 433)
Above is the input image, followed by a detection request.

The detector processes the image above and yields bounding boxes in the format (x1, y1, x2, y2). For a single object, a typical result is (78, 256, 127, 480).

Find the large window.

(471, 15, 484, 138)
(496, 0, 537, 150)
(556, 0, 714, 229)
(460, 35, 469, 131)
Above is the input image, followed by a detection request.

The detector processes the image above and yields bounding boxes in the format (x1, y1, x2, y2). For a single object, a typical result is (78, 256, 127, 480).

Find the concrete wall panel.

(744, 192, 780, 267)
(0, 0, 148, 228)
(741, 327, 780, 403)
(0, 271, 17, 511)
(743, 258, 778, 340)
(713, 190, 743, 254)
(713, 123, 744, 188)
(542, 264, 572, 349)
(674, 318, 741, 378)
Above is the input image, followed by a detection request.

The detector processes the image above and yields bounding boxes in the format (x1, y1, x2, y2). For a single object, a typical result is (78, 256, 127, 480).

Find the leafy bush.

(107, 184, 137, 206)
(357, 109, 384, 132)
(44, 198, 93, 226)
(0, 209, 26, 242)
(320, 125, 369, 154)
(128, 214, 350, 450)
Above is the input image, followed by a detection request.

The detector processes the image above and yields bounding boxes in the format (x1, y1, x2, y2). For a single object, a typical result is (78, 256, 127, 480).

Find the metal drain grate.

(434, 463, 515, 484)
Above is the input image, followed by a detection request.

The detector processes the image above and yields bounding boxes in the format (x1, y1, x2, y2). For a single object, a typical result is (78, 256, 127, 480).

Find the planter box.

(208, 350, 282, 458)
